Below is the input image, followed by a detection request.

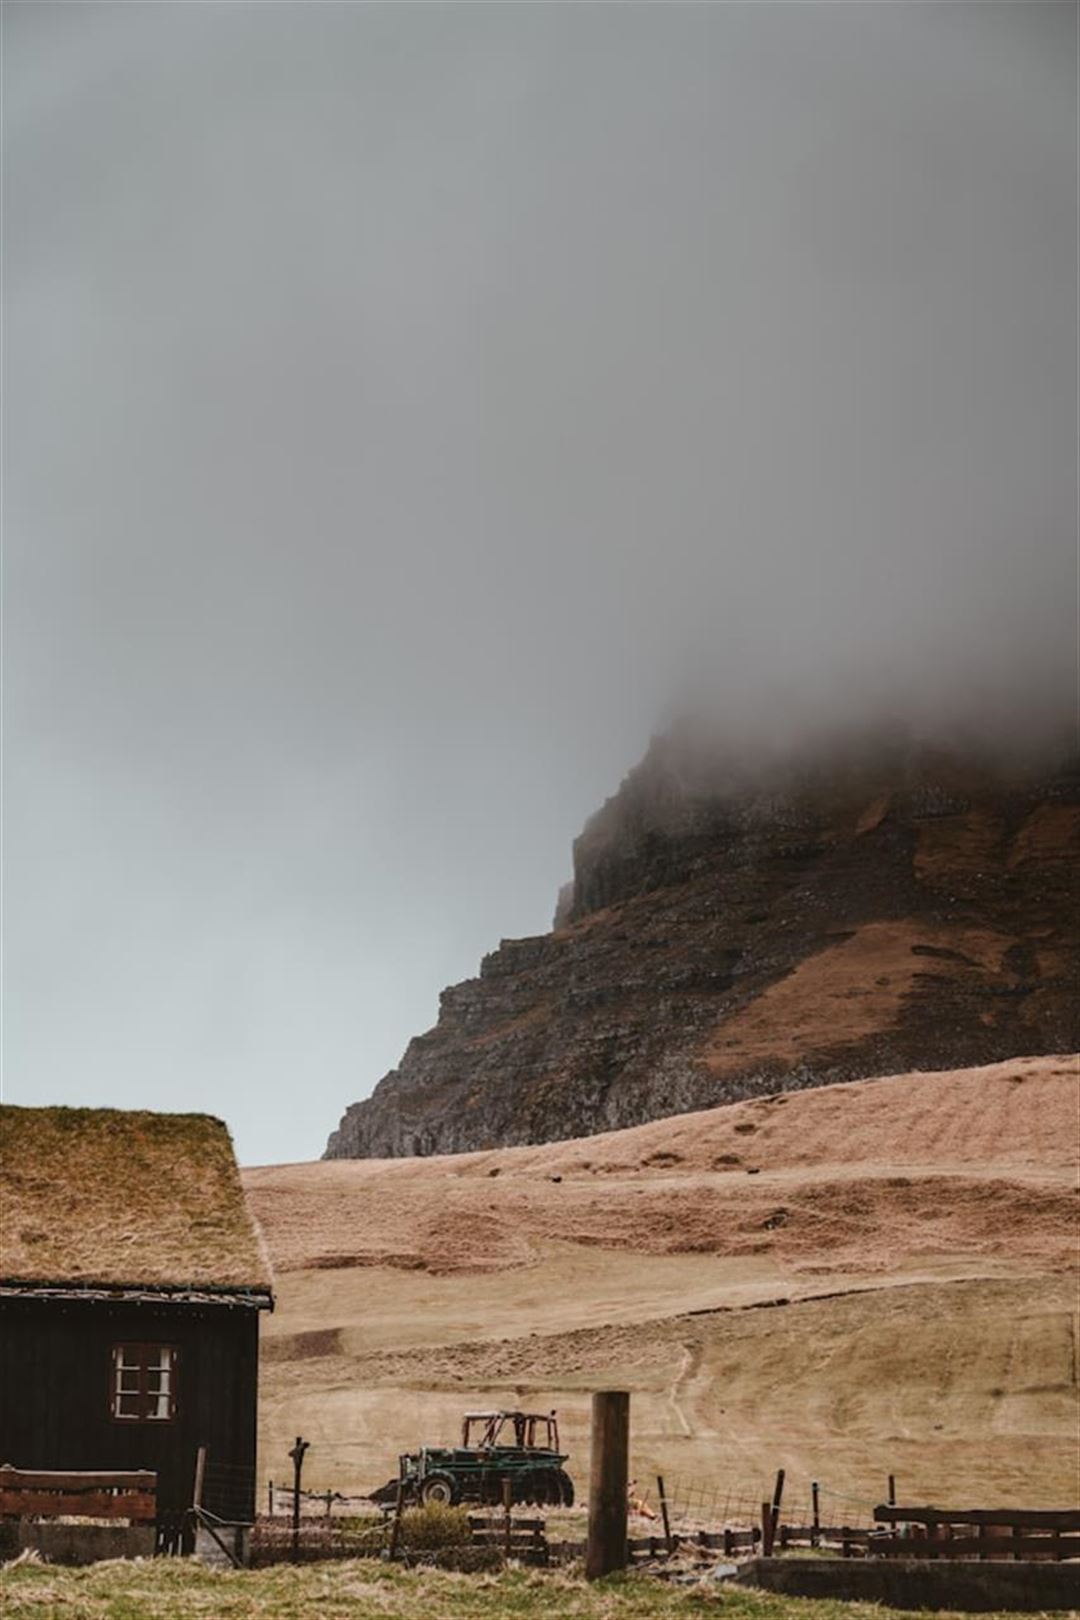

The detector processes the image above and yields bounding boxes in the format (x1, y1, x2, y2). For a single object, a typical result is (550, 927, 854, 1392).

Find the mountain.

(325, 728, 1079, 1159)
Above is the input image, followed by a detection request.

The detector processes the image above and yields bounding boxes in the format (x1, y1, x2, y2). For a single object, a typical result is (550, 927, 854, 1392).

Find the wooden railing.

(0, 1467, 157, 1524)
(871, 1505, 1080, 1562)
(628, 1525, 761, 1562)
(778, 1523, 874, 1556)
(468, 1512, 548, 1564)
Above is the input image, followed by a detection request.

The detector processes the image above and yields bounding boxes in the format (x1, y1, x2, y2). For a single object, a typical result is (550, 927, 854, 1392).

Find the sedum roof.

(0, 1106, 272, 1294)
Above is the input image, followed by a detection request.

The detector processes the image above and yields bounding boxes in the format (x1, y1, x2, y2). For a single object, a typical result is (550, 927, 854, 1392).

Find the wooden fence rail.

(0, 1467, 157, 1524)
(869, 1506, 1080, 1563)
(779, 1524, 874, 1555)
(872, 1534, 1080, 1560)
(873, 1506, 1080, 1530)
(623, 1527, 764, 1563)
(468, 1512, 548, 1566)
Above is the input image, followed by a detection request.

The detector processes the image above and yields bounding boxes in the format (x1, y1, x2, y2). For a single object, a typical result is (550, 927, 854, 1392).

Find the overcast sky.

(3, 3, 1075, 1166)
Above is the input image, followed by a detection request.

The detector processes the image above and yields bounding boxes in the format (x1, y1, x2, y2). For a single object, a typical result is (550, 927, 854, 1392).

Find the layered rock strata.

(325, 734, 1080, 1158)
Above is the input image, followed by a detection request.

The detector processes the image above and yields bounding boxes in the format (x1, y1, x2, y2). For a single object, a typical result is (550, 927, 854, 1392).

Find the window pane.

(112, 1344, 176, 1421)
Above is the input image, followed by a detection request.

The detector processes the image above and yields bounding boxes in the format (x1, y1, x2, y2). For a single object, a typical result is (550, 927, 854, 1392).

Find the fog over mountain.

(3, 3, 1075, 1163)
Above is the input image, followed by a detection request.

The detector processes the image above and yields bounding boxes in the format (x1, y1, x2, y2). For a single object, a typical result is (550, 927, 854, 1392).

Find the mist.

(3, 2, 1074, 1164)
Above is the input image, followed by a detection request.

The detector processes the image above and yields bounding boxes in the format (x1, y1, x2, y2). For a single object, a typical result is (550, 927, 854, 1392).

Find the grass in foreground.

(0, 1558, 1072, 1620)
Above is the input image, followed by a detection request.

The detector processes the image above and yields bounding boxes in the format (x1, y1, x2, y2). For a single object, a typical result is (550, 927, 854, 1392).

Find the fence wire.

(201, 1460, 257, 1525)
(656, 1470, 880, 1537)
(265, 1482, 379, 1520)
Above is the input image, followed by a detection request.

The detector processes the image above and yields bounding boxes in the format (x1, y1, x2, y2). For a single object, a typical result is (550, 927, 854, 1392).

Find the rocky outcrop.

(325, 731, 1080, 1159)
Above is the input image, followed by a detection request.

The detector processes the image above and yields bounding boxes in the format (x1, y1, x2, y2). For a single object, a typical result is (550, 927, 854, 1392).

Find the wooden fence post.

(388, 1480, 405, 1561)
(656, 1474, 673, 1555)
(267, 1479, 273, 1519)
(192, 1446, 207, 1514)
(288, 1437, 309, 1563)
(811, 1480, 820, 1548)
(888, 1474, 896, 1507)
(769, 1468, 785, 1549)
(761, 1501, 774, 1556)
(585, 1390, 629, 1580)
(502, 1476, 513, 1563)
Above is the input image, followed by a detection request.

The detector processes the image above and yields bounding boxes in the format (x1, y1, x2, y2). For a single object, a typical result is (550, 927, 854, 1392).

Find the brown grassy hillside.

(246, 1055, 1079, 1511)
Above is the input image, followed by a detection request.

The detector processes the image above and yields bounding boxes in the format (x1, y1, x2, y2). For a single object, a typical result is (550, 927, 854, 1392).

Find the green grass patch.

(0, 1558, 1070, 1620)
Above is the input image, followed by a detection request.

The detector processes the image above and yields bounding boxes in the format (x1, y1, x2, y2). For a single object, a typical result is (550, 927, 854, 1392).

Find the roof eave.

(0, 1279, 274, 1311)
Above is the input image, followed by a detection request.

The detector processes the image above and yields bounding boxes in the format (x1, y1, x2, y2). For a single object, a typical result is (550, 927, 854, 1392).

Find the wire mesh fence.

(660, 1474, 770, 1533)
(249, 1448, 891, 1568)
(660, 1470, 879, 1527)
(201, 1460, 258, 1525)
(646, 1466, 883, 1560)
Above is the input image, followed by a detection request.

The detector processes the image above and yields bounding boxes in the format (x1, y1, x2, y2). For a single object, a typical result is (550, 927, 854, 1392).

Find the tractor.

(372, 1409, 574, 1508)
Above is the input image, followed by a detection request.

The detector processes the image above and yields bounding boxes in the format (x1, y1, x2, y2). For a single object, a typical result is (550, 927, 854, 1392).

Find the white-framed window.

(110, 1343, 177, 1422)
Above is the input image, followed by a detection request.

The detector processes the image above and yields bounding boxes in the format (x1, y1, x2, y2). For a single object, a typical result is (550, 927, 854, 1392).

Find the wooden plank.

(784, 1525, 873, 1541)
(468, 1516, 544, 1531)
(816, 1525, 873, 1538)
(0, 1468, 156, 1492)
(469, 1532, 547, 1541)
(874, 1505, 1080, 1530)
(696, 1529, 754, 1549)
(0, 1489, 157, 1522)
(873, 1535, 1080, 1560)
(691, 1528, 755, 1548)
(471, 1530, 549, 1542)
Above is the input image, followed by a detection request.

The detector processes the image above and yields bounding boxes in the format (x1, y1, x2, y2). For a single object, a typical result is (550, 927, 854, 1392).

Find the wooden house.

(0, 1107, 273, 1541)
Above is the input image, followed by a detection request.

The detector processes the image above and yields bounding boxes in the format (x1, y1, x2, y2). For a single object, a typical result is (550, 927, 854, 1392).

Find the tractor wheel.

(419, 1473, 457, 1507)
(556, 1470, 575, 1508)
(534, 1469, 560, 1506)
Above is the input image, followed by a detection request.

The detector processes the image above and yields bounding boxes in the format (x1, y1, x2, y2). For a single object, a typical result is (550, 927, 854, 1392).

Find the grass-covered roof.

(0, 1106, 271, 1293)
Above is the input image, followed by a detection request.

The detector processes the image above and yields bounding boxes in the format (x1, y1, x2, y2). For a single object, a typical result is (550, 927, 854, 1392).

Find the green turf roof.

(1, 1106, 271, 1293)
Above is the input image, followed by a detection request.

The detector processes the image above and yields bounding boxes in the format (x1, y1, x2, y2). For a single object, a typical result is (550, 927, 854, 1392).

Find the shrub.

(400, 1504, 472, 1550)
(335, 1504, 472, 1555)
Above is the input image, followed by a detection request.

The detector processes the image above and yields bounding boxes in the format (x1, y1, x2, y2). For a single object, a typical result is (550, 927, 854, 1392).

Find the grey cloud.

(3, 2, 1074, 1162)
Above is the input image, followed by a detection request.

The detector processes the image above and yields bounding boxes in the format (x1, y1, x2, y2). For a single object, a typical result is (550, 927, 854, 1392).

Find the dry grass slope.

(245, 1057, 1079, 1508)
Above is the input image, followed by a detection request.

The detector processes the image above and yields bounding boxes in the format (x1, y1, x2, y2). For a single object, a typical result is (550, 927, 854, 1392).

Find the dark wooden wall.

(0, 1296, 260, 1518)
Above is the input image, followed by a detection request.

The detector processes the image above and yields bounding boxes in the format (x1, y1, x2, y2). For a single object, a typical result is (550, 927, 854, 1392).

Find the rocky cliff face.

(325, 731, 1080, 1159)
